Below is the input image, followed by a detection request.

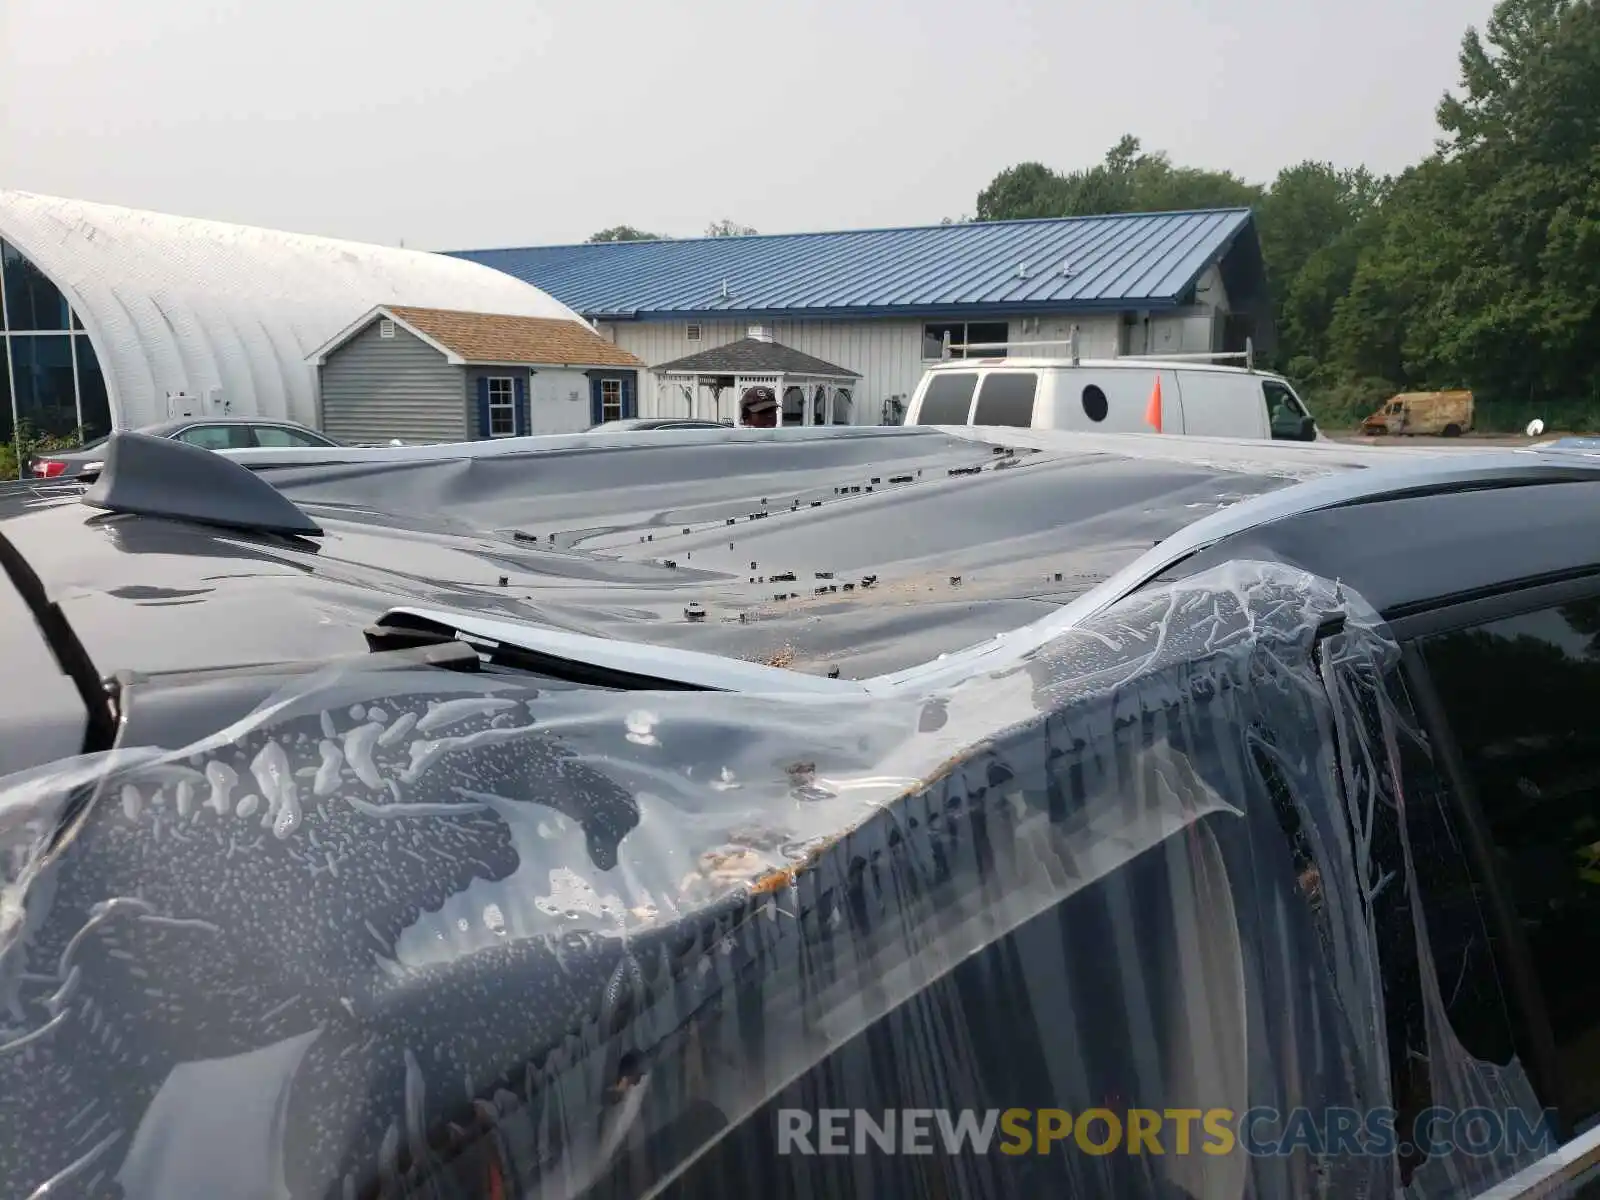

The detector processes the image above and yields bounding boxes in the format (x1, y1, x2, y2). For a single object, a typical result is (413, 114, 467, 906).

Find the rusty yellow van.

(1361, 390, 1474, 437)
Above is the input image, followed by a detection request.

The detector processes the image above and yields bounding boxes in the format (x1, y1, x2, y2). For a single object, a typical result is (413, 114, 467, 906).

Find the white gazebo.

(652, 327, 860, 427)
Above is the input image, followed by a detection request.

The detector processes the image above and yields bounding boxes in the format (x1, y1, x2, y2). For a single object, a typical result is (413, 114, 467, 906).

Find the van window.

(1264, 381, 1314, 441)
(1419, 597, 1600, 1127)
(971, 373, 1038, 428)
(1081, 384, 1109, 422)
(915, 372, 979, 425)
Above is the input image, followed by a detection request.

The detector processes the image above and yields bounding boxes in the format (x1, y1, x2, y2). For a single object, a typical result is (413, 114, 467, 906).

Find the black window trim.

(1387, 568, 1600, 640)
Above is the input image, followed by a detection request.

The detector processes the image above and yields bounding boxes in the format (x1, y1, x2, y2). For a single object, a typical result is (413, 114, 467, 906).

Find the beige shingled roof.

(385, 306, 643, 368)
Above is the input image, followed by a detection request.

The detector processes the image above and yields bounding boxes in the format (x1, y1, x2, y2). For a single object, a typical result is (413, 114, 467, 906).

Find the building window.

(922, 321, 1010, 360)
(686, 323, 702, 341)
(9, 336, 78, 439)
(601, 378, 623, 422)
(2, 240, 70, 331)
(487, 376, 516, 436)
(0, 239, 109, 476)
(74, 336, 111, 441)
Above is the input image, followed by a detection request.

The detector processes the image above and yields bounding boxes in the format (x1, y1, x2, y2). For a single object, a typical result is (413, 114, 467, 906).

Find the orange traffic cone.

(1145, 374, 1163, 432)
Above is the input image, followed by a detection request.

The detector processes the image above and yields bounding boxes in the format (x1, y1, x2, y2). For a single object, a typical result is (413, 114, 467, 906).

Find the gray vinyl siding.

(318, 320, 468, 444)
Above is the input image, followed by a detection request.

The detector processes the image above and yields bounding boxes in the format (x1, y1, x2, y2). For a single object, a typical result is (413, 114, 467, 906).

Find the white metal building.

(450, 209, 1272, 426)
(0, 190, 583, 442)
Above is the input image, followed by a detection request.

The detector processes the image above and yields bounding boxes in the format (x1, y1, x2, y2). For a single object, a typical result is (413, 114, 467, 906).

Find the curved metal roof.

(0, 190, 584, 429)
(449, 209, 1258, 321)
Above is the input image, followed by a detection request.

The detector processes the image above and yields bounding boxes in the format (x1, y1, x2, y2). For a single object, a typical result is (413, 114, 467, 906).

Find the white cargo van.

(902, 338, 1320, 442)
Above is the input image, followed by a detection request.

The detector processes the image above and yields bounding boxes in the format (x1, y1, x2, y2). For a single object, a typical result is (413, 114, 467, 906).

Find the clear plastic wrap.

(0, 561, 1554, 1199)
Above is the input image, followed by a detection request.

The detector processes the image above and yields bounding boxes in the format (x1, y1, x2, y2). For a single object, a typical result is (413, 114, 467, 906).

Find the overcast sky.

(0, 0, 1496, 250)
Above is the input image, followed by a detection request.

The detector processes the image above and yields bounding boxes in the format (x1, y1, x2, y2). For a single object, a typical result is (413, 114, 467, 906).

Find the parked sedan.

(29, 416, 343, 481)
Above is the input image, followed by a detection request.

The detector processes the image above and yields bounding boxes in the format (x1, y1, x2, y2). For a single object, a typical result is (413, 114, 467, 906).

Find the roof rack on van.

(942, 327, 1256, 371)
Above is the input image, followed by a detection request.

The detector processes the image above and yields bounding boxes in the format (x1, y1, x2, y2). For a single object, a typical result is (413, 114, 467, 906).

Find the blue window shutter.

(589, 378, 603, 426)
(514, 376, 529, 436)
(622, 374, 637, 418)
(475, 375, 491, 439)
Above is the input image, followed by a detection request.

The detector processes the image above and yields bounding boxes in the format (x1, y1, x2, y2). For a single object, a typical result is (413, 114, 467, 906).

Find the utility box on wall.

(166, 388, 228, 419)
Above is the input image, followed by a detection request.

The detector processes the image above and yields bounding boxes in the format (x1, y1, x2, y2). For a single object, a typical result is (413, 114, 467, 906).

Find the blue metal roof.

(446, 209, 1258, 322)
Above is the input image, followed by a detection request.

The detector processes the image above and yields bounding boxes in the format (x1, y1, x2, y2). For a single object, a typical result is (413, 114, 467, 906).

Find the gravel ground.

(1327, 432, 1557, 449)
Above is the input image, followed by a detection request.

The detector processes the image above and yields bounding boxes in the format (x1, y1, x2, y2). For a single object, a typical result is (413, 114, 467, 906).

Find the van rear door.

(907, 370, 981, 425)
(970, 371, 1041, 428)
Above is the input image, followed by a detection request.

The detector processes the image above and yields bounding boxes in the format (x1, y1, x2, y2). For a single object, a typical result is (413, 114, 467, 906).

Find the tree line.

(973, 0, 1600, 430)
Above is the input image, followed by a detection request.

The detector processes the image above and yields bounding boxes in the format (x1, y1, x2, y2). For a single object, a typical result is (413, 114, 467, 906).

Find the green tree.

(1334, 0, 1600, 413)
(586, 225, 663, 243)
(975, 137, 1260, 222)
(967, 3, 1600, 430)
(975, 162, 1076, 221)
(1255, 162, 1389, 371)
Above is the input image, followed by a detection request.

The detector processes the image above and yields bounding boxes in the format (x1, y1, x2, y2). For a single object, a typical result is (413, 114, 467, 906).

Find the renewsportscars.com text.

(776, 1107, 1561, 1159)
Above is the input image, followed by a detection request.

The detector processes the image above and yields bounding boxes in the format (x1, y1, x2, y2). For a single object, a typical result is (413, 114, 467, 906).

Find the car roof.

(138, 415, 310, 435)
(0, 427, 1349, 681)
(1152, 472, 1600, 617)
(6, 428, 1596, 686)
(872, 433, 1600, 690)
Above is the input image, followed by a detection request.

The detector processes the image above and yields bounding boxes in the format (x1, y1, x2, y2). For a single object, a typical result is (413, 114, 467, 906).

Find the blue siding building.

(448, 209, 1269, 426)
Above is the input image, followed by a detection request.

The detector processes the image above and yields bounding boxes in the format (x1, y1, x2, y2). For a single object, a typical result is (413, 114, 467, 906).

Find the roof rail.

(942, 327, 1256, 371)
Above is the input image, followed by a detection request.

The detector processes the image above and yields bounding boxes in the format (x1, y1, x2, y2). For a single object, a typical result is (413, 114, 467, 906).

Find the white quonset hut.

(0, 190, 582, 444)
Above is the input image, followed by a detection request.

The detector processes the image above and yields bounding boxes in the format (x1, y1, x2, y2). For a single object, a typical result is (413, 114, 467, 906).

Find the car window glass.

(1318, 652, 1539, 1188)
(915, 372, 978, 425)
(176, 425, 252, 450)
(252, 425, 328, 448)
(1264, 381, 1312, 440)
(971, 372, 1038, 428)
(1420, 598, 1600, 1129)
